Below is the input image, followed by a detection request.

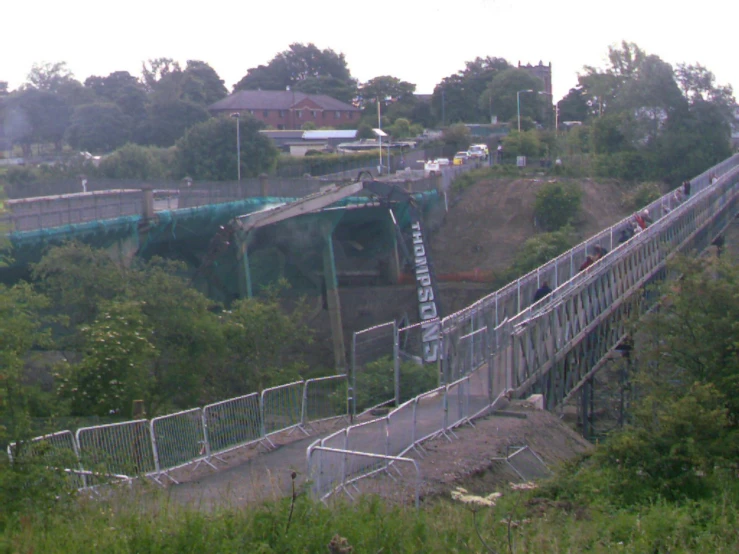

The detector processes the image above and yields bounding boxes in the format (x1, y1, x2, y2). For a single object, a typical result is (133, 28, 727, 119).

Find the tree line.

(0, 41, 735, 186)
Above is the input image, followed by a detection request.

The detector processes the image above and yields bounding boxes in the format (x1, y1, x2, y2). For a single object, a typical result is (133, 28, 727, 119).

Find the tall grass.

(3, 474, 739, 553)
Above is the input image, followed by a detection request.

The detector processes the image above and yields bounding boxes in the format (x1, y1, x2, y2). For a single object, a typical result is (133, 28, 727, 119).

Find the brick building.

(208, 90, 361, 130)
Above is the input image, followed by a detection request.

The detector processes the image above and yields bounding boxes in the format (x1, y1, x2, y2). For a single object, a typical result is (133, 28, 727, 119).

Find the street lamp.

(230, 112, 241, 182)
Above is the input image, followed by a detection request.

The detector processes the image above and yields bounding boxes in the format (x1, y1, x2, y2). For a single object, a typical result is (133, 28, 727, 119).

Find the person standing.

(533, 281, 552, 302)
(682, 180, 691, 197)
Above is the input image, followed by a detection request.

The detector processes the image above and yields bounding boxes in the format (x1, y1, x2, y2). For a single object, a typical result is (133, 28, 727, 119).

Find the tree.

(3, 89, 70, 154)
(150, 60, 228, 106)
(25, 61, 76, 94)
(534, 183, 582, 231)
(479, 68, 544, 123)
(175, 115, 279, 180)
(502, 129, 541, 157)
(0, 81, 8, 96)
(84, 71, 143, 101)
(98, 143, 169, 179)
(0, 283, 51, 445)
(141, 58, 182, 92)
(219, 288, 311, 394)
(234, 43, 357, 103)
(441, 123, 471, 152)
(57, 300, 159, 418)
(359, 76, 416, 107)
(432, 56, 510, 124)
(135, 99, 209, 147)
(65, 103, 130, 153)
(557, 86, 589, 122)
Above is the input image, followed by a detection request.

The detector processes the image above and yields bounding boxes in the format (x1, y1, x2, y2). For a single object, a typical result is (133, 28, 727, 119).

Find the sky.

(2, 0, 737, 103)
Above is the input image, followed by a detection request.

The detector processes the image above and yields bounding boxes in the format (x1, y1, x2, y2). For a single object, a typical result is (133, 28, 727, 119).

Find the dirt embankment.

(429, 177, 632, 275)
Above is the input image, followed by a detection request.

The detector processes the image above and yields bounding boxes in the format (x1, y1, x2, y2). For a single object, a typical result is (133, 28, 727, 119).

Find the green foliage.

(450, 167, 496, 192)
(219, 284, 312, 395)
(233, 43, 356, 104)
(480, 68, 546, 123)
(56, 301, 159, 418)
(97, 143, 171, 179)
(432, 56, 510, 124)
(65, 102, 130, 153)
(354, 356, 438, 413)
(441, 123, 471, 152)
(511, 226, 576, 276)
(31, 244, 313, 414)
(534, 182, 582, 231)
(502, 130, 541, 158)
(593, 150, 651, 181)
(175, 114, 278, 181)
(621, 181, 662, 210)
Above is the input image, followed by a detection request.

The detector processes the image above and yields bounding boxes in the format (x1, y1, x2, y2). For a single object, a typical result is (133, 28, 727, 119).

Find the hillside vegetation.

(3, 255, 739, 551)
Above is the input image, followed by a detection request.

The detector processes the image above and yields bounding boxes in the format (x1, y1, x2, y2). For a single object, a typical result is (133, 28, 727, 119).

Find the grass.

(3, 470, 739, 553)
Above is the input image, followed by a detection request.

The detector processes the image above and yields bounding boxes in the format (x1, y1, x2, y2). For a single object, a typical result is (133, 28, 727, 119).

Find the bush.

(534, 182, 582, 231)
(98, 143, 172, 180)
(622, 181, 662, 210)
(354, 356, 438, 413)
(512, 226, 576, 276)
(593, 151, 652, 181)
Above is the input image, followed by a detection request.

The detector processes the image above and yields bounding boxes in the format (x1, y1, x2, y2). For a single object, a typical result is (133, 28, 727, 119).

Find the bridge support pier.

(235, 231, 254, 299)
(387, 214, 401, 284)
(321, 220, 347, 372)
(580, 377, 595, 441)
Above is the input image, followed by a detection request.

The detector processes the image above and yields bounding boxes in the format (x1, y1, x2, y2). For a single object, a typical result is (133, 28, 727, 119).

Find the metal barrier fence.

(150, 408, 214, 483)
(10, 375, 348, 489)
(261, 381, 306, 439)
(203, 393, 263, 456)
(76, 420, 157, 478)
(351, 321, 398, 415)
(307, 364, 491, 502)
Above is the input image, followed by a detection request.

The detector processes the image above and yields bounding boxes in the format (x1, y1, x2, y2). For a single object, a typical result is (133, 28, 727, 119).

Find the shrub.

(354, 356, 438, 413)
(622, 181, 662, 210)
(512, 226, 576, 276)
(534, 182, 582, 231)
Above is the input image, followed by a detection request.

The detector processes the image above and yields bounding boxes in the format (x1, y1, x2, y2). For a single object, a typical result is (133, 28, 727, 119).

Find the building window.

(263, 110, 269, 117)
(335, 111, 341, 118)
(277, 124, 285, 130)
(348, 112, 353, 119)
(311, 110, 317, 118)
(297, 110, 303, 119)
(249, 110, 254, 115)
(278, 110, 285, 117)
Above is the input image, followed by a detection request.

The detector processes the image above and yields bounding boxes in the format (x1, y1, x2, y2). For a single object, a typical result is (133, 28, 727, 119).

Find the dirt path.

(159, 400, 590, 509)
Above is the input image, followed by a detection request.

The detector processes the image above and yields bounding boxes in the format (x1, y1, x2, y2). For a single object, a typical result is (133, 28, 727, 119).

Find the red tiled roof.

(209, 90, 359, 112)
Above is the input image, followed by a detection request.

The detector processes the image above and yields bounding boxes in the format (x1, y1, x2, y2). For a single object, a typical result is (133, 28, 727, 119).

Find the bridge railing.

(7, 375, 349, 489)
(506, 164, 739, 406)
(3, 190, 145, 232)
(436, 153, 739, 382)
(306, 363, 494, 502)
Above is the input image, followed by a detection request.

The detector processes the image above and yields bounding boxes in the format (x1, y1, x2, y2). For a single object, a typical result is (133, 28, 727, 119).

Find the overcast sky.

(2, 0, 736, 103)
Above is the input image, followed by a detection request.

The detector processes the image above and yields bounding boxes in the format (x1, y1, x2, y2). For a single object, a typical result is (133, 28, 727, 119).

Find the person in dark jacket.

(682, 180, 691, 197)
(533, 281, 552, 302)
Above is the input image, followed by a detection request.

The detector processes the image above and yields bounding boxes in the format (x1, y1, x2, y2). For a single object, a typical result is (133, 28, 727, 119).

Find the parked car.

(453, 151, 471, 165)
(435, 158, 450, 166)
(469, 144, 489, 160)
(424, 160, 441, 177)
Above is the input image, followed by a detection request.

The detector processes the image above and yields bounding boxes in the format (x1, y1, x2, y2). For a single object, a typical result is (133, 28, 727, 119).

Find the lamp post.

(516, 89, 533, 133)
(230, 112, 241, 182)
